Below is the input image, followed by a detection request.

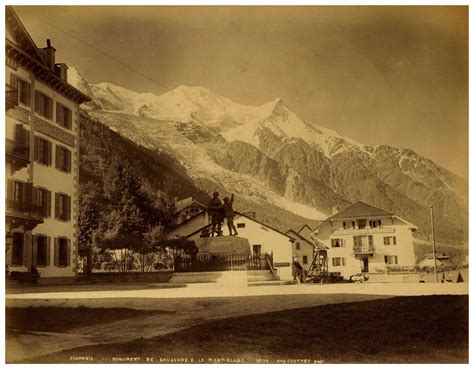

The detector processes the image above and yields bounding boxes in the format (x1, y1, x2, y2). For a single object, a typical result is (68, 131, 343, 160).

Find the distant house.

(311, 201, 417, 279)
(167, 211, 295, 280)
(286, 228, 314, 272)
(418, 252, 452, 269)
(175, 197, 207, 225)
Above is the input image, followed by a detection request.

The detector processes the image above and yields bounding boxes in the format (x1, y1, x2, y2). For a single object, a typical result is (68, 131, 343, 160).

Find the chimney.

(55, 63, 68, 81)
(332, 206, 340, 215)
(40, 39, 56, 71)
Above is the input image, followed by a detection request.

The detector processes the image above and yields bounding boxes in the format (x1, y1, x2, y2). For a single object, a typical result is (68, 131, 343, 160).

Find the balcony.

(6, 138, 30, 172)
(5, 87, 18, 111)
(353, 245, 375, 256)
(6, 199, 44, 233)
(333, 227, 395, 236)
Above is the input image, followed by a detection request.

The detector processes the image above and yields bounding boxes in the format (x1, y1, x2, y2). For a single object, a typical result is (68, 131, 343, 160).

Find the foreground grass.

(6, 306, 170, 334)
(15, 295, 468, 364)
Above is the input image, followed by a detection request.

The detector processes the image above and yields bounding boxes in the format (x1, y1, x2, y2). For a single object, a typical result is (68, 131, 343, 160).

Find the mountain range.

(70, 67, 468, 245)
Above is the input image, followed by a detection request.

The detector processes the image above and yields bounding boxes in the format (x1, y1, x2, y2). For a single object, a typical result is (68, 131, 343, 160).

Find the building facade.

(286, 228, 314, 272)
(168, 211, 295, 280)
(6, 7, 90, 279)
(311, 201, 417, 279)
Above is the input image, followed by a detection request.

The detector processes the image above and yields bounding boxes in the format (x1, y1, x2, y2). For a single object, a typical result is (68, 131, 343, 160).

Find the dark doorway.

(361, 257, 369, 273)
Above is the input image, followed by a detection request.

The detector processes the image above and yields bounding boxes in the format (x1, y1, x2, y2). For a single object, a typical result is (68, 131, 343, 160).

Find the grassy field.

(9, 295, 468, 364)
(6, 306, 171, 334)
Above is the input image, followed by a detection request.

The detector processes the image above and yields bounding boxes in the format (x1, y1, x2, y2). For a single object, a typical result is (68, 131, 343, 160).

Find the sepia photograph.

(4, 3, 468, 364)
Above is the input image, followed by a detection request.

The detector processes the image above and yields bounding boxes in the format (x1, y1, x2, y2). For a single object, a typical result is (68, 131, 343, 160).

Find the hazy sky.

(13, 6, 468, 179)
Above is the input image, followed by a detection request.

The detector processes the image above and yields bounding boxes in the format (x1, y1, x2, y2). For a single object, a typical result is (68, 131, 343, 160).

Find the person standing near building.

(207, 191, 224, 237)
(223, 194, 238, 236)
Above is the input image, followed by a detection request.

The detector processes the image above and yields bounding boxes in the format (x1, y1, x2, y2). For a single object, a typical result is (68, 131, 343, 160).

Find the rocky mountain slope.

(70, 67, 468, 244)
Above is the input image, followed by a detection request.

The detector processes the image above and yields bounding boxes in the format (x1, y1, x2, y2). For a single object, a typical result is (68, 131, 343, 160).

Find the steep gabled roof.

(297, 224, 312, 234)
(173, 210, 294, 241)
(330, 201, 394, 220)
(286, 229, 314, 246)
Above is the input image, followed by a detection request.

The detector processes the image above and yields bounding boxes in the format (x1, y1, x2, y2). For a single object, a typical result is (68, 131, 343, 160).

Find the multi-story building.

(286, 228, 314, 272)
(6, 7, 90, 280)
(311, 201, 417, 279)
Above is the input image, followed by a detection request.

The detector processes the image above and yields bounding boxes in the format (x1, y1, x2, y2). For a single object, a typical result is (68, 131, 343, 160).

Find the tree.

(78, 182, 104, 274)
(93, 160, 177, 272)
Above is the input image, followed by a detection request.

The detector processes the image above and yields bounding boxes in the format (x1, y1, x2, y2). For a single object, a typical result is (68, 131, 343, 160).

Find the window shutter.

(54, 238, 59, 266)
(32, 236, 38, 267)
(55, 193, 60, 219)
(32, 186, 38, 210)
(22, 233, 30, 267)
(35, 91, 40, 113)
(7, 179, 14, 210)
(67, 150, 72, 172)
(56, 103, 61, 124)
(393, 237, 397, 245)
(55, 146, 61, 170)
(46, 237, 51, 266)
(67, 109, 72, 129)
(342, 258, 346, 267)
(48, 141, 53, 166)
(24, 182, 33, 209)
(10, 73, 18, 105)
(369, 235, 373, 246)
(34, 136, 40, 161)
(47, 191, 52, 217)
(67, 196, 71, 221)
(25, 81, 31, 106)
(66, 239, 71, 266)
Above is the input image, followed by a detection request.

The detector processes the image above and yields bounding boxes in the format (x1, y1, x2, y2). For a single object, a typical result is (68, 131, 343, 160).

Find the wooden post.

(430, 206, 438, 283)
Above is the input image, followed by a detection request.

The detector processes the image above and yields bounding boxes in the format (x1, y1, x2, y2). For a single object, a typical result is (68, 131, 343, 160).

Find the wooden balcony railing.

(353, 245, 376, 255)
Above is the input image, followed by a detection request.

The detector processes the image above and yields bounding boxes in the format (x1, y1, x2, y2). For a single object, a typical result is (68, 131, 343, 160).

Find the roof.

(6, 6, 91, 104)
(330, 201, 394, 220)
(176, 211, 295, 241)
(176, 200, 206, 213)
(286, 229, 314, 246)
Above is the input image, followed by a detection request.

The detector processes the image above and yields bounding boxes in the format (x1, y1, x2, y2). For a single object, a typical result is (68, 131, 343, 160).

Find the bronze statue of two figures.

(207, 192, 238, 237)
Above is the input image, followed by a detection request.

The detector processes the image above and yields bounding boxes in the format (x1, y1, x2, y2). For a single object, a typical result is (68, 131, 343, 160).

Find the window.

(302, 255, 308, 264)
(56, 103, 72, 129)
(357, 219, 367, 229)
(369, 220, 382, 228)
(34, 136, 52, 165)
(295, 242, 301, 250)
(55, 238, 70, 267)
(384, 255, 398, 265)
(12, 233, 24, 266)
(237, 223, 245, 228)
(353, 235, 374, 247)
(9, 74, 31, 106)
(56, 146, 72, 173)
(331, 238, 345, 248)
(35, 90, 53, 119)
(55, 193, 71, 221)
(252, 244, 261, 256)
(332, 257, 346, 267)
(34, 187, 51, 217)
(383, 236, 397, 246)
(14, 124, 30, 153)
(343, 221, 355, 230)
(35, 235, 49, 266)
(8, 181, 33, 212)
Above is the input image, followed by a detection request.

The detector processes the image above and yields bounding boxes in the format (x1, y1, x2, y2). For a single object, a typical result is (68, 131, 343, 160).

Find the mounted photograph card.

(4, 4, 468, 364)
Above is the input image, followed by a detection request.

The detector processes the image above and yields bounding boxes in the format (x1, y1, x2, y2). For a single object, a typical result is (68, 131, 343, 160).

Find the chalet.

(311, 201, 417, 279)
(167, 211, 295, 280)
(6, 7, 91, 280)
(175, 197, 206, 224)
(286, 228, 314, 272)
